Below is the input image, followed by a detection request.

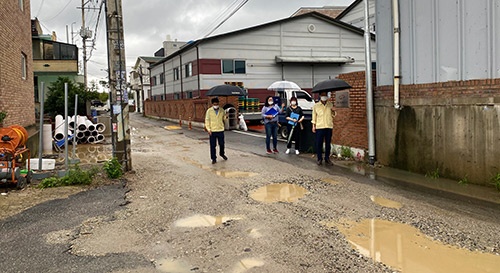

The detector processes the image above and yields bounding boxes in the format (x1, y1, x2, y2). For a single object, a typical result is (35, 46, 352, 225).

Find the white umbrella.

(267, 80, 301, 91)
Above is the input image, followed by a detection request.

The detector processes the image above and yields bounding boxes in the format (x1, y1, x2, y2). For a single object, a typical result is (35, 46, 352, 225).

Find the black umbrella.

(206, 84, 247, 96)
(312, 79, 352, 93)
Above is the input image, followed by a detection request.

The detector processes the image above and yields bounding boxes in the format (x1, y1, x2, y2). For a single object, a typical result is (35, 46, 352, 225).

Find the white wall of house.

(149, 14, 376, 97)
(337, 0, 376, 31)
(376, 0, 500, 86)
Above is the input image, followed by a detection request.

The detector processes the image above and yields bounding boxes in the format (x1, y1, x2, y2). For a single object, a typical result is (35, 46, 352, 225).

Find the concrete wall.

(376, 79, 500, 186)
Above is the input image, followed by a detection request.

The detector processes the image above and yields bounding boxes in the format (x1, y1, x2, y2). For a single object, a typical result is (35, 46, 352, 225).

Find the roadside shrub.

(103, 157, 123, 179)
(339, 146, 354, 159)
(38, 165, 95, 188)
(491, 173, 500, 191)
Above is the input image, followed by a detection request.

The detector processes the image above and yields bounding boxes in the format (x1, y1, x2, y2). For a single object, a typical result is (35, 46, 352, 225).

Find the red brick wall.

(376, 78, 500, 100)
(0, 0, 35, 127)
(144, 96, 239, 123)
(331, 71, 375, 150)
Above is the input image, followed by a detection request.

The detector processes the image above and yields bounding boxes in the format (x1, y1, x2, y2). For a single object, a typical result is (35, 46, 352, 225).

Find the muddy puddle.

(182, 158, 258, 178)
(370, 196, 403, 209)
(164, 125, 182, 130)
(233, 258, 265, 273)
(325, 218, 500, 273)
(250, 183, 309, 203)
(156, 258, 192, 273)
(174, 214, 242, 228)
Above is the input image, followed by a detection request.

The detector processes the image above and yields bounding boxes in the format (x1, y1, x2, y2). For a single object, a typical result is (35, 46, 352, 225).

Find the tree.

(45, 77, 100, 117)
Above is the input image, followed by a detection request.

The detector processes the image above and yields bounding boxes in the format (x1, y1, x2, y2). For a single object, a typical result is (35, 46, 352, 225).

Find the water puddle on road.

(164, 125, 182, 130)
(156, 258, 192, 273)
(182, 157, 258, 178)
(233, 258, 265, 273)
(324, 218, 500, 273)
(370, 195, 403, 209)
(174, 214, 242, 228)
(250, 183, 309, 203)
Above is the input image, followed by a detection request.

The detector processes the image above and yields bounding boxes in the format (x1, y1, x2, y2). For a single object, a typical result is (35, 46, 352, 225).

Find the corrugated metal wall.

(376, 0, 500, 86)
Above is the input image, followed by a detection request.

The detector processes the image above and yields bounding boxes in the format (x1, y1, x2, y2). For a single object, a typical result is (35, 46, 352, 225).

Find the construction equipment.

(0, 125, 32, 189)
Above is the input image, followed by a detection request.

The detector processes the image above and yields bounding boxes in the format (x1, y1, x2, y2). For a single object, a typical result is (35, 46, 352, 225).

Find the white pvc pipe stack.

(77, 115, 87, 131)
(54, 115, 72, 141)
(68, 115, 76, 130)
(85, 119, 96, 132)
(96, 134, 105, 143)
(87, 136, 96, 143)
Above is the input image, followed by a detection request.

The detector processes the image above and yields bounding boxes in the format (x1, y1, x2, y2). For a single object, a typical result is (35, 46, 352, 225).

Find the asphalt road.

(1, 114, 499, 273)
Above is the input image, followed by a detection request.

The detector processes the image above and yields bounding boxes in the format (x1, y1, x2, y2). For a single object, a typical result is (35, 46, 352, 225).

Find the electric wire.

(43, 0, 75, 22)
(34, 0, 46, 18)
(87, 0, 105, 61)
(197, 0, 242, 38)
(203, 0, 250, 38)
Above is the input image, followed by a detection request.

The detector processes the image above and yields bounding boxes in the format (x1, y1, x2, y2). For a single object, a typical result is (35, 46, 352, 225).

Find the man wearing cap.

(312, 91, 336, 166)
(205, 97, 228, 164)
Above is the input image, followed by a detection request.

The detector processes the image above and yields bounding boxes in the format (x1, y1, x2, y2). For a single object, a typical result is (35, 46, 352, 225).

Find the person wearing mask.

(285, 97, 304, 155)
(261, 95, 282, 154)
(311, 91, 336, 165)
(205, 97, 228, 164)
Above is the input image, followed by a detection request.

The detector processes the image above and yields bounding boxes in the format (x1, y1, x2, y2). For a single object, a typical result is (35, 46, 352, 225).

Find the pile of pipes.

(53, 115, 106, 144)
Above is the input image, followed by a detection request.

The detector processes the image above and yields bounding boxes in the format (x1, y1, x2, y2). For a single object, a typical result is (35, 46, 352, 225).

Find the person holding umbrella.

(205, 97, 228, 164)
(311, 91, 336, 165)
(311, 78, 351, 166)
(285, 97, 304, 155)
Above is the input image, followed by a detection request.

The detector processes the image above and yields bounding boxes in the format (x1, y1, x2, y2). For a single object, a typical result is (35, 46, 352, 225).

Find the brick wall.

(0, 0, 35, 127)
(332, 71, 375, 150)
(144, 96, 239, 123)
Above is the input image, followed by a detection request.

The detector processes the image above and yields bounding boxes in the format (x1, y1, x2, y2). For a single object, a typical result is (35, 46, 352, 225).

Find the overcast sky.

(30, 0, 355, 88)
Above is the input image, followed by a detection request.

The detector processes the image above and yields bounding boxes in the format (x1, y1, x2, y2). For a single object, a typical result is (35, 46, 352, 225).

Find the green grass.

(491, 173, 500, 191)
(38, 165, 97, 188)
(103, 157, 123, 179)
(339, 146, 354, 159)
(458, 175, 469, 185)
(425, 168, 440, 179)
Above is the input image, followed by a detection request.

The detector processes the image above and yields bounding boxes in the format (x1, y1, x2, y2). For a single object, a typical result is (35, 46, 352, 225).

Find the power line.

(43, 0, 75, 22)
(87, 0, 105, 61)
(203, 0, 251, 38)
(197, 0, 242, 38)
(34, 0, 46, 18)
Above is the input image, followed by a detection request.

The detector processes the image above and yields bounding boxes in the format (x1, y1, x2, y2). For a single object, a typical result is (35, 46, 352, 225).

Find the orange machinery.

(0, 125, 31, 189)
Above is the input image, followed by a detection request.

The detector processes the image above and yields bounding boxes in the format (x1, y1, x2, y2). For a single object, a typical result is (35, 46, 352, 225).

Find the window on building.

(21, 53, 27, 80)
(222, 59, 246, 74)
(151, 76, 156, 86)
(160, 72, 164, 84)
(174, 68, 179, 81)
(19, 0, 24, 11)
(185, 63, 192, 77)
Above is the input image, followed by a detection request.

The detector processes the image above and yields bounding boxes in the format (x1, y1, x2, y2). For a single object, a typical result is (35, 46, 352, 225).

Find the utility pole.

(78, 1, 94, 89)
(105, 0, 132, 171)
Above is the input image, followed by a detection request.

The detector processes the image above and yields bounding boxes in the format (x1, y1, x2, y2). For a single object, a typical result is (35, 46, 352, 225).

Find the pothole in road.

(370, 195, 403, 209)
(174, 214, 242, 228)
(164, 125, 182, 130)
(233, 258, 265, 273)
(249, 183, 309, 203)
(155, 258, 192, 273)
(323, 218, 500, 273)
